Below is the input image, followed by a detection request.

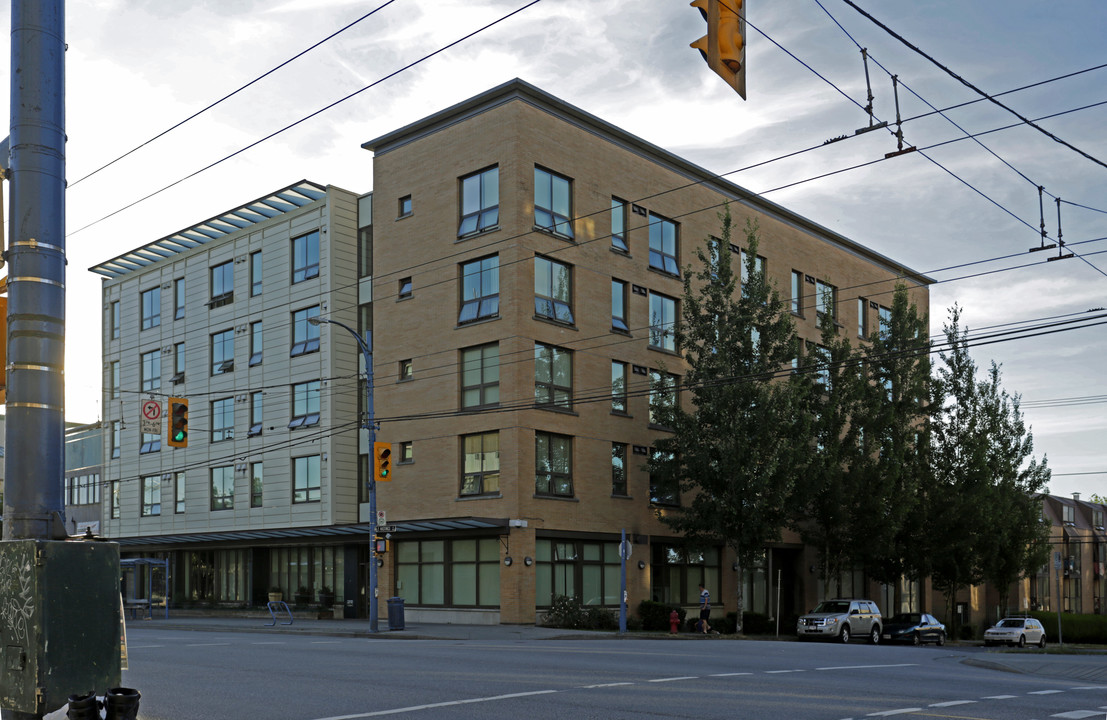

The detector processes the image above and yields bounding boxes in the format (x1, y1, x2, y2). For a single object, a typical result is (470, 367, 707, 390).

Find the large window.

(648, 291, 677, 352)
(211, 465, 234, 511)
(293, 455, 321, 503)
(141, 476, 161, 516)
(534, 167, 574, 238)
(611, 279, 629, 332)
(534, 256, 573, 324)
(289, 380, 320, 429)
(535, 432, 572, 497)
(211, 397, 234, 443)
(612, 443, 628, 497)
(650, 545, 720, 607)
(648, 213, 679, 275)
(211, 329, 234, 375)
(140, 287, 160, 330)
(141, 350, 161, 391)
(459, 256, 499, 324)
(292, 230, 320, 284)
(611, 198, 628, 252)
(535, 539, 623, 608)
(291, 306, 321, 356)
(611, 361, 628, 413)
(210, 261, 233, 307)
(395, 538, 500, 607)
(461, 344, 499, 410)
(461, 432, 499, 496)
(458, 167, 499, 237)
(535, 343, 572, 409)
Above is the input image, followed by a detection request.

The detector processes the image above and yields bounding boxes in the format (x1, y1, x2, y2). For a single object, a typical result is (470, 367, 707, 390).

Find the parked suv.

(796, 599, 882, 643)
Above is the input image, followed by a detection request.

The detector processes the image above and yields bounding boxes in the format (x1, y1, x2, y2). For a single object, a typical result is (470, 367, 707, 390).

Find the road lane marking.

(251, 641, 286, 645)
(648, 676, 698, 683)
(817, 664, 918, 671)
(580, 683, 633, 689)
(765, 670, 806, 674)
(710, 673, 753, 677)
(1029, 690, 1065, 695)
(311, 690, 560, 719)
(866, 709, 922, 717)
(1050, 712, 1103, 719)
(981, 695, 1016, 699)
(311, 641, 343, 644)
(929, 700, 976, 707)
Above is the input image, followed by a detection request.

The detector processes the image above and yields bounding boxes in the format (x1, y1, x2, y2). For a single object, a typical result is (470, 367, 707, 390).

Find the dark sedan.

(881, 613, 946, 645)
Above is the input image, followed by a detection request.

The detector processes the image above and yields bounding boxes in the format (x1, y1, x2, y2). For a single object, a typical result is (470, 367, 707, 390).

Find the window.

(395, 538, 500, 607)
(292, 230, 320, 284)
(535, 539, 624, 608)
(141, 350, 161, 392)
(535, 343, 572, 409)
(211, 329, 234, 375)
(649, 371, 678, 427)
(816, 280, 837, 328)
(293, 455, 321, 503)
(648, 292, 677, 352)
(250, 251, 262, 296)
(612, 443, 628, 496)
(211, 465, 234, 511)
(611, 361, 628, 413)
(858, 298, 869, 338)
(534, 256, 573, 324)
(649, 451, 679, 506)
(289, 380, 320, 428)
(648, 213, 679, 275)
(398, 359, 413, 382)
(1063, 505, 1075, 524)
(171, 342, 185, 384)
(398, 277, 413, 299)
(458, 167, 499, 237)
(110, 481, 120, 519)
(291, 307, 320, 356)
(110, 421, 120, 459)
(175, 472, 186, 513)
(110, 361, 120, 400)
(611, 198, 629, 252)
(740, 250, 765, 297)
(878, 305, 892, 338)
(174, 278, 185, 319)
(611, 279, 629, 332)
(535, 432, 572, 497)
(248, 392, 263, 437)
(249, 321, 263, 366)
(458, 256, 499, 324)
(791, 271, 803, 315)
(461, 432, 500, 496)
(141, 476, 161, 516)
(210, 261, 233, 307)
(534, 167, 574, 238)
(400, 441, 413, 463)
(250, 462, 263, 507)
(139, 287, 160, 330)
(110, 301, 120, 339)
(461, 344, 499, 409)
(211, 397, 234, 443)
(398, 195, 412, 217)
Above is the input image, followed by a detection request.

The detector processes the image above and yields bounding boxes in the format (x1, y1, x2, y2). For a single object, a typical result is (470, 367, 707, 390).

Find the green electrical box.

(0, 539, 121, 715)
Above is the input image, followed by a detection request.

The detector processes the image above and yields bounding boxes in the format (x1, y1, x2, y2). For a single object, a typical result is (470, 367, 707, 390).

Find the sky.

(1, 0, 1104, 499)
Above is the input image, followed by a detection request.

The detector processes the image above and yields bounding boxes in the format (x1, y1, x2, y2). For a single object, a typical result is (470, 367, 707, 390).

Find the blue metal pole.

(619, 528, 627, 633)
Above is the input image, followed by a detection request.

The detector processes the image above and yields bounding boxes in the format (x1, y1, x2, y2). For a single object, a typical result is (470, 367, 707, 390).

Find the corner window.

(292, 455, 321, 504)
(288, 380, 320, 429)
(211, 329, 235, 375)
(535, 343, 572, 409)
(141, 476, 161, 516)
(211, 465, 234, 511)
(611, 198, 629, 252)
(612, 443, 628, 496)
(535, 432, 572, 498)
(292, 230, 320, 284)
(612, 279, 629, 332)
(534, 167, 574, 238)
(210, 261, 234, 308)
(461, 344, 499, 409)
(648, 213, 679, 275)
(459, 256, 499, 324)
(211, 397, 234, 443)
(140, 287, 161, 330)
(648, 292, 677, 352)
(291, 307, 320, 357)
(461, 432, 500, 496)
(458, 167, 499, 237)
(534, 256, 573, 324)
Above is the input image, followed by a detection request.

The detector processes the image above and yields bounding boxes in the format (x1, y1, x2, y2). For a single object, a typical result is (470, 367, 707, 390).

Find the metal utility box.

(0, 540, 121, 715)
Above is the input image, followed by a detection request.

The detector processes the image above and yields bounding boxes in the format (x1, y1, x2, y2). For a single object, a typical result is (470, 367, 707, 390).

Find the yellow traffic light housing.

(374, 536, 389, 554)
(373, 441, 392, 481)
(167, 397, 189, 448)
(691, 0, 747, 99)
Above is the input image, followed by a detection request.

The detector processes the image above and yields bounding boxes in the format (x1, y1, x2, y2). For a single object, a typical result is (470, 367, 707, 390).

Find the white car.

(983, 617, 1046, 648)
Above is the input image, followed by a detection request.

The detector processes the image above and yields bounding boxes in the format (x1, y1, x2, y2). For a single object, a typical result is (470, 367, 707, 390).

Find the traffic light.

(374, 536, 389, 554)
(373, 441, 392, 481)
(168, 397, 189, 448)
(690, 0, 746, 99)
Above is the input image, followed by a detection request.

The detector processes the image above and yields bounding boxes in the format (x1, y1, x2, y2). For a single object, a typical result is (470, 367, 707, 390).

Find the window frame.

(458, 255, 500, 325)
(534, 343, 572, 410)
(141, 475, 162, 516)
(648, 213, 679, 276)
(210, 260, 234, 307)
(291, 306, 321, 357)
(533, 166, 574, 239)
(460, 343, 500, 410)
(174, 277, 186, 320)
(211, 396, 235, 443)
(611, 197, 629, 252)
(458, 166, 499, 237)
(293, 455, 321, 504)
(611, 442, 628, 497)
(211, 328, 235, 375)
(250, 251, 263, 296)
(460, 431, 500, 496)
(535, 431, 573, 498)
(611, 361, 628, 414)
(248, 391, 263, 437)
(648, 291, 677, 352)
(288, 380, 321, 429)
(534, 255, 574, 324)
(791, 270, 804, 316)
(174, 471, 186, 514)
(140, 286, 161, 330)
(140, 349, 161, 392)
(250, 462, 264, 507)
(249, 321, 263, 366)
(210, 465, 235, 511)
(611, 279, 629, 332)
(291, 230, 320, 284)
(110, 300, 120, 339)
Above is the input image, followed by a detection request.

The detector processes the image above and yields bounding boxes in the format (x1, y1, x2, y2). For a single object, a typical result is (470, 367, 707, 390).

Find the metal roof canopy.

(88, 180, 328, 279)
(113, 517, 509, 547)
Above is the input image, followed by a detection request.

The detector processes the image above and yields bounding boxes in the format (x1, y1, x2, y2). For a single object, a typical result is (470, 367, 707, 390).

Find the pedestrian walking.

(698, 583, 713, 634)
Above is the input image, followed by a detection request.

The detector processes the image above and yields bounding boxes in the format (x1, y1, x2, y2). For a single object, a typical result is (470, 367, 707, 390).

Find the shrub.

(638, 600, 685, 631)
(542, 596, 618, 630)
(1029, 611, 1107, 644)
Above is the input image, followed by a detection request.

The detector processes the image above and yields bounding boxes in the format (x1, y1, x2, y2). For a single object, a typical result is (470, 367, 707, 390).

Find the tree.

(646, 210, 806, 633)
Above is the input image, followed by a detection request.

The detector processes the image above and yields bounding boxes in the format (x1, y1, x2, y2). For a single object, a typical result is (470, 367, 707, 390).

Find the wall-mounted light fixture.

(524, 556, 533, 567)
(732, 562, 739, 571)
(638, 560, 646, 570)
(504, 556, 513, 567)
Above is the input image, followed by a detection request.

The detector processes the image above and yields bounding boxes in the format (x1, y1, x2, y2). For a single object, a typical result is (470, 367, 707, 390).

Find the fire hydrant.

(669, 609, 680, 634)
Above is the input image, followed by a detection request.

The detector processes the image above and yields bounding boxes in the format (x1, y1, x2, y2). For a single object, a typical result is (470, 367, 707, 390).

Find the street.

(46, 628, 1107, 720)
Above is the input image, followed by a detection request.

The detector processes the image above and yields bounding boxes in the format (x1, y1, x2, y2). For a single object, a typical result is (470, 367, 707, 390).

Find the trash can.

(387, 596, 405, 631)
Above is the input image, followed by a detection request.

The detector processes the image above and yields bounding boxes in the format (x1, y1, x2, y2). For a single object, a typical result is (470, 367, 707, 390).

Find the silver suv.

(796, 599, 882, 643)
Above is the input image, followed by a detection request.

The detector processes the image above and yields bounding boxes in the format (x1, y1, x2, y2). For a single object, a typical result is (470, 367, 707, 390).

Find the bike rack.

(265, 600, 293, 626)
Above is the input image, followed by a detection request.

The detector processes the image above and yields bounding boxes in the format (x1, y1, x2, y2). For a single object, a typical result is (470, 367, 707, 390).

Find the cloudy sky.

(2, 0, 1104, 498)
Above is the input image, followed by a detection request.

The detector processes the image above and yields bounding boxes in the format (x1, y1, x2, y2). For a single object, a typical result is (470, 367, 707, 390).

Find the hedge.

(1028, 611, 1107, 644)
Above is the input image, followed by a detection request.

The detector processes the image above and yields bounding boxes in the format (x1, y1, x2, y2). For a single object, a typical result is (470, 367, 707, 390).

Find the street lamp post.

(310, 316, 379, 632)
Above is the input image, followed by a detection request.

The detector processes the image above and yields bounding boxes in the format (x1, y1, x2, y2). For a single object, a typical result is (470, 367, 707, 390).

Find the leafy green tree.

(646, 210, 805, 633)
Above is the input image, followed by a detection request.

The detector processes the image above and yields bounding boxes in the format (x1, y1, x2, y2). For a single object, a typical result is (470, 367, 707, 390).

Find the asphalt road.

(45, 629, 1107, 720)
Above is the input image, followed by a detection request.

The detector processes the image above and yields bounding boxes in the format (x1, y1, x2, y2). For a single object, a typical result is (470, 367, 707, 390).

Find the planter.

(268, 592, 283, 603)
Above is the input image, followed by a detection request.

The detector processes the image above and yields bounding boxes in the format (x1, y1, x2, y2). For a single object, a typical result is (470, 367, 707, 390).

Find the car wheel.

(1018, 634, 1026, 648)
(839, 625, 850, 643)
(912, 632, 921, 646)
(936, 632, 945, 647)
(870, 626, 880, 645)
(1038, 635, 1046, 649)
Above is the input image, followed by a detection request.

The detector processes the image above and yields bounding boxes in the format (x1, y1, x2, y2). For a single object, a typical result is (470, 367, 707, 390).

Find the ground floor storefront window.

(535, 539, 622, 607)
(649, 544, 720, 608)
(173, 548, 249, 603)
(395, 537, 499, 607)
(269, 545, 344, 606)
